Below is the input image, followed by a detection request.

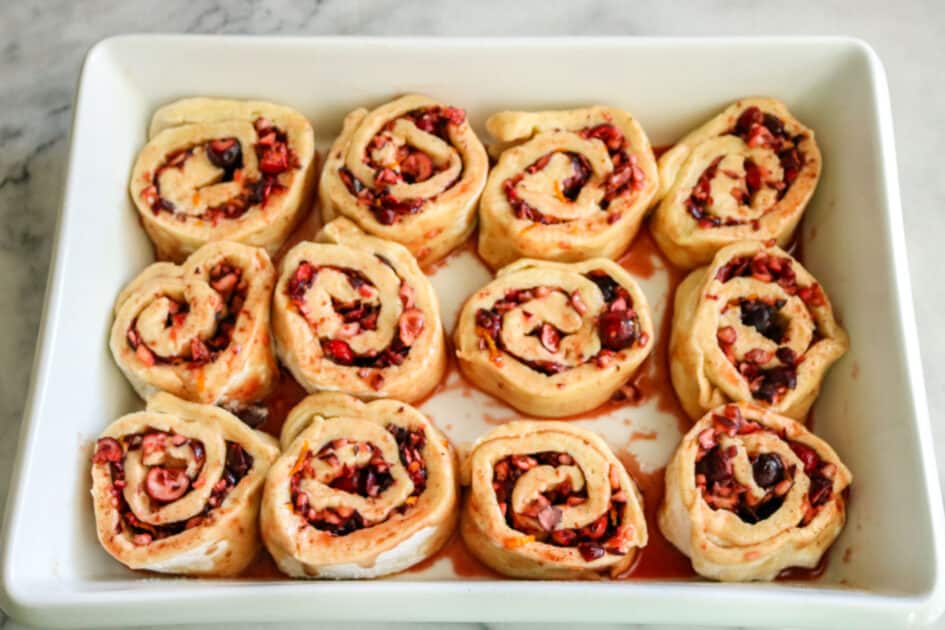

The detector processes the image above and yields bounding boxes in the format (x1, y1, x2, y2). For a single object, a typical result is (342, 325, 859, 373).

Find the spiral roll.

(260, 393, 458, 578)
(477, 106, 658, 269)
(651, 97, 822, 269)
(319, 94, 488, 266)
(272, 217, 446, 402)
(110, 241, 277, 407)
(454, 258, 653, 417)
(670, 240, 848, 421)
(461, 421, 647, 579)
(90, 393, 279, 576)
(659, 402, 852, 581)
(130, 98, 317, 262)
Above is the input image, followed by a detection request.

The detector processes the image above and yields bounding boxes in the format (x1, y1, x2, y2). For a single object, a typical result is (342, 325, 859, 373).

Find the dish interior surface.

(2, 36, 942, 628)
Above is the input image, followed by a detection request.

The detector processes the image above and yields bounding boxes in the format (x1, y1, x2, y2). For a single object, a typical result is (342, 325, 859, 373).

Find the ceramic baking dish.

(1, 35, 943, 628)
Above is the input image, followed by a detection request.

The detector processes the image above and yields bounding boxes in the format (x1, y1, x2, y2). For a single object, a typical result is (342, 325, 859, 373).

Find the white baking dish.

(1, 35, 943, 628)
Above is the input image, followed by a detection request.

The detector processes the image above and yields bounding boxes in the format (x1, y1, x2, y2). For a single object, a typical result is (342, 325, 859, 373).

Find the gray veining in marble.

(1, 0, 943, 628)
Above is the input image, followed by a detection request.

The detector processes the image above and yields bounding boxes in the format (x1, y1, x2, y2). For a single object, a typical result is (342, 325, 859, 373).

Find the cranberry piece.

(577, 542, 606, 561)
(735, 106, 764, 137)
(809, 474, 833, 507)
(475, 308, 501, 338)
(779, 148, 803, 185)
(744, 159, 762, 194)
(699, 446, 733, 484)
(752, 453, 784, 488)
(190, 338, 211, 364)
(717, 326, 737, 345)
(258, 143, 290, 174)
(400, 152, 434, 183)
(790, 441, 820, 474)
(226, 443, 252, 478)
(92, 437, 123, 464)
(598, 310, 638, 351)
(145, 467, 190, 502)
(583, 124, 625, 151)
(206, 138, 242, 170)
(539, 323, 561, 353)
(537, 506, 563, 532)
(551, 528, 578, 546)
(753, 365, 797, 402)
(323, 339, 355, 364)
(762, 113, 785, 137)
(397, 308, 425, 346)
(442, 106, 466, 126)
(587, 272, 619, 302)
(373, 206, 397, 225)
(288, 261, 316, 301)
(740, 299, 784, 342)
(776, 347, 798, 366)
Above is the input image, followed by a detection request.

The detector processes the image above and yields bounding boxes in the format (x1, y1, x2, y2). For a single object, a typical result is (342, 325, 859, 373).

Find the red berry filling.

(491, 451, 634, 560)
(694, 405, 836, 526)
(93, 431, 252, 544)
(289, 425, 427, 536)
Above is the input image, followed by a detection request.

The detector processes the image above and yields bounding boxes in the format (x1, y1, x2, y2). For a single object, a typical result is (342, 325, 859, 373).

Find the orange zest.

(404, 496, 418, 506)
(290, 441, 310, 477)
(504, 535, 535, 549)
(475, 326, 503, 366)
(553, 180, 568, 203)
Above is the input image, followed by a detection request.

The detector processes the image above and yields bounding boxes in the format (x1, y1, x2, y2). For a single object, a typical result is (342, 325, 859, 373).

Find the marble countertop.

(1, 0, 943, 628)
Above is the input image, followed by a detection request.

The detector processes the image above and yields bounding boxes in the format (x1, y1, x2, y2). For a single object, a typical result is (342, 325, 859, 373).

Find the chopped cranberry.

(397, 308, 425, 347)
(790, 441, 820, 474)
(190, 338, 211, 364)
(258, 143, 290, 174)
(144, 467, 190, 502)
(288, 261, 316, 302)
(809, 475, 833, 507)
(735, 106, 764, 138)
(400, 152, 434, 183)
(717, 326, 737, 345)
(226, 443, 251, 478)
(586, 272, 620, 302)
(744, 159, 762, 194)
(92, 437, 123, 464)
(752, 365, 797, 402)
(322, 339, 355, 365)
(475, 308, 501, 339)
(699, 446, 733, 484)
(740, 299, 784, 342)
(598, 310, 638, 350)
(577, 542, 606, 561)
(776, 347, 798, 366)
(582, 124, 625, 151)
(539, 323, 561, 353)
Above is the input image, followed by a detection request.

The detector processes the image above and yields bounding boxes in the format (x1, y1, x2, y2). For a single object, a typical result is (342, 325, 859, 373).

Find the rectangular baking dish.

(2, 35, 943, 628)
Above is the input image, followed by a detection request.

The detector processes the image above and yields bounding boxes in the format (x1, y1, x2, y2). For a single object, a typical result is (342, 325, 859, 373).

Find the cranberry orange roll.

(260, 393, 458, 578)
(461, 421, 647, 579)
(272, 218, 446, 402)
(659, 403, 852, 581)
(670, 241, 848, 421)
(454, 258, 653, 417)
(319, 94, 488, 266)
(651, 98, 822, 268)
(478, 106, 658, 269)
(110, 241, 277, 407)
(130, 98, 317, 262)
(90, 393, 279, 576)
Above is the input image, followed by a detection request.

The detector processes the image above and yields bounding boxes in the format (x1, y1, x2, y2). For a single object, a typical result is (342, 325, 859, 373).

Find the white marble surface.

(1, 0, 943, 628)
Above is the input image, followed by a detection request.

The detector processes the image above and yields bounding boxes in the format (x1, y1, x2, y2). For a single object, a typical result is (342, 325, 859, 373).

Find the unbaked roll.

(272, 217, 446, 402)
(659, 402, 852, 581)
(319, 94, 488, 266)
(461, 421, 647, 579)
(651, 97, 822, 268)
(90, 393, 279, 576)
(110, 241, 277, 407)
(260, 393, 458, 578)
(130, 98, 316, 262)
(670, 240, 848, 421)
(478, 106, 658, 269)
(454, 258, 653, 417)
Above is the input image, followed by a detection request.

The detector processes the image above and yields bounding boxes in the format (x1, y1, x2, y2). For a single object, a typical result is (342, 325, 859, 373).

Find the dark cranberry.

(735, 106, 764, 137)
(752, 453, 784, 488)
(779, 148, 803, 185)
(598, 310, 638, 351)
(776, 347, 798, 366)
(475, 308, 501, 338)
(762, 113, 785, 138)
(586, 272, 619, 302)
(206, 138, 242, 170)
(561, 154, 592, 200)
(225, 443, 252, 478)
(92, 438, 123, 464)
(740, 299, 784, 342)
(144, 467, 190, 503)
(744, 159, 762, 194)
(323, 339, 355, 364)
(809, 475, 833, 507)
(789, 441, 820, 474)
(373, 206, 397, 225)
(577, 542, 606, 561)
(753, 365, 797, 402)
(699, 446, 733, 484)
